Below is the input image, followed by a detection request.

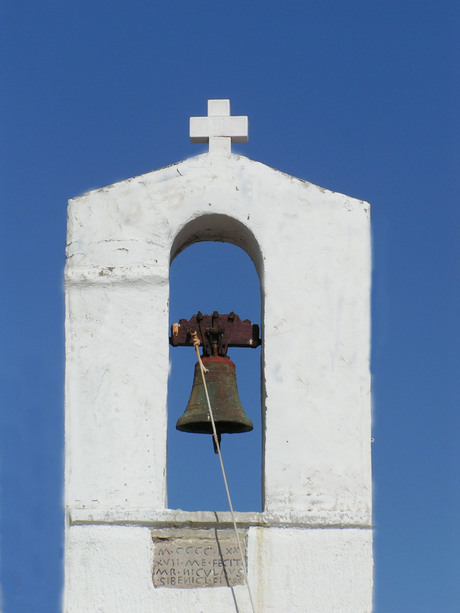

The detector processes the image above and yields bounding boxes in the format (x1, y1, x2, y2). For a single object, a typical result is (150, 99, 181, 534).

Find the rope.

(190, 331, 257, 613)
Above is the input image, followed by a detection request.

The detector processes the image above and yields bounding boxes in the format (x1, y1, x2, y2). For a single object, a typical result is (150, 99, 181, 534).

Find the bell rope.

(190, 330, 257, 613)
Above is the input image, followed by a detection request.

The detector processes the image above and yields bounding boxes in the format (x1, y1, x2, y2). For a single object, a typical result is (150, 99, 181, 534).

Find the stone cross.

(190, 99, 248, 154)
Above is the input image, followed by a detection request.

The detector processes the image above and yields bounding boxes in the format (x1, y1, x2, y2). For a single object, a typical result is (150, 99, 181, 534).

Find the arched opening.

(167, 216, 263, 512)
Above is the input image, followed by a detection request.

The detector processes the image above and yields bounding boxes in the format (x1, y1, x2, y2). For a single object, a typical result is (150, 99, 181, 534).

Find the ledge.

(64, 264, 168, 286)
(68, 508, 372, 530)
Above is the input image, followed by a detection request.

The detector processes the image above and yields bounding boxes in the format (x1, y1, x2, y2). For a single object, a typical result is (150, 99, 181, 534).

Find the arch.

(170, 213, 264, 284)
(167, 214, 265, 512)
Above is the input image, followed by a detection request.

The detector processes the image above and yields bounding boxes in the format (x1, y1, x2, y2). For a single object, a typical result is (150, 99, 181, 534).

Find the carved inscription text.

(152, 530, 247, 589)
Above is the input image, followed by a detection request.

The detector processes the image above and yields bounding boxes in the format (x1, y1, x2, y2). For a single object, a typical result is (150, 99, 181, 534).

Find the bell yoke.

(170, 311, 261, 449)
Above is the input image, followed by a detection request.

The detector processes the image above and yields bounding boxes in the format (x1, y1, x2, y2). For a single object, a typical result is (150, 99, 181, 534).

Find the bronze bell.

(176, 355, 253, 437)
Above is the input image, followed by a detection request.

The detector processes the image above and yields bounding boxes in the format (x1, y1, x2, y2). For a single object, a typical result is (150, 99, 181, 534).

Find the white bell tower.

(64, 100, 373, 612)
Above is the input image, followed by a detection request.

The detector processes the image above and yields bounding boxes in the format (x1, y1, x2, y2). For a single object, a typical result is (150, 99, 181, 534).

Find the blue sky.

(1, 1, 459, 611)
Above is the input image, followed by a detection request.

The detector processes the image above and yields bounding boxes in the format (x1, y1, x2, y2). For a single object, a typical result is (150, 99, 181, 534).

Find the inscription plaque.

(152, 529, 247, 589)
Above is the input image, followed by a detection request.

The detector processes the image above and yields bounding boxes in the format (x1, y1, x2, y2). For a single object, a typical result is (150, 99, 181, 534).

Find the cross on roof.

(190, 99, 248, 154)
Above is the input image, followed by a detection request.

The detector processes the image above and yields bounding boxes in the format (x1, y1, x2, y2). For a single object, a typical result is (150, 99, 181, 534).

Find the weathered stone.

(152, 528, 247, 588)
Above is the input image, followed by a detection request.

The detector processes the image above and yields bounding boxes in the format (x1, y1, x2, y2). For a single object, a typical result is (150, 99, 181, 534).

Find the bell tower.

(64, 100, 373, 611)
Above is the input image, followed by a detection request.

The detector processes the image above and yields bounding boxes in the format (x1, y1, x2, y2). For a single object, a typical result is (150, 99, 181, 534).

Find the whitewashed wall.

(64, 152, 373, 611)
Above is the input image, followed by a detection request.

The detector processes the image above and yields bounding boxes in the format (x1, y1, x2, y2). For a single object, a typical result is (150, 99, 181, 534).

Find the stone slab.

(152, 528, 247, 588)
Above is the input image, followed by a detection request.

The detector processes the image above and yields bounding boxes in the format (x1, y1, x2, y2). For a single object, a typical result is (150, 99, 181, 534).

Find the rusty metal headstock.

(170, 311, 261, 357)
